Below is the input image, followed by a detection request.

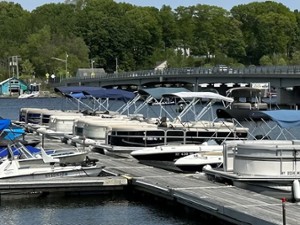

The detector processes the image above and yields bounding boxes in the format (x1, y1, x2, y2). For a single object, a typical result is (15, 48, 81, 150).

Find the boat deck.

(1, 136, 300, 225)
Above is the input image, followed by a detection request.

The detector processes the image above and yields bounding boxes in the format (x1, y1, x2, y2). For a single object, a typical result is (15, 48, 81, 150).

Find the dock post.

(282, 198, 286, 225)
(42, 134, 45, 148)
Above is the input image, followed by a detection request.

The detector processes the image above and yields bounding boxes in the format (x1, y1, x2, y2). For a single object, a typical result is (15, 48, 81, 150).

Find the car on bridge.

(213, 65, 232, 73)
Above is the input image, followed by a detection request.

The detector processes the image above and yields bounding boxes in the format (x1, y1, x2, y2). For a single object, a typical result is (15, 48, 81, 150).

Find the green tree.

(30, 3, 77, 36)
(231, 1, 297, 64)
(259, 55, 272, 66)
(0, 2, 31, 76)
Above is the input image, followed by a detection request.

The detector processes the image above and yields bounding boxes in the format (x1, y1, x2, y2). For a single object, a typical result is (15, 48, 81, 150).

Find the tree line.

(1, 0, 300, 81)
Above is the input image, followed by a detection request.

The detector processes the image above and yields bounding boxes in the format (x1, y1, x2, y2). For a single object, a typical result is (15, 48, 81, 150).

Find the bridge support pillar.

(276, 87, 300, 106)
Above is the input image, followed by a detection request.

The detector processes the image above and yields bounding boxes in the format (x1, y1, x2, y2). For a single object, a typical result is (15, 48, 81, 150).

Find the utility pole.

(51, 52, 68, 81)
(91, 59, 95, 77)
(115, 57, 118, 74)
(9, 56, 21, 78)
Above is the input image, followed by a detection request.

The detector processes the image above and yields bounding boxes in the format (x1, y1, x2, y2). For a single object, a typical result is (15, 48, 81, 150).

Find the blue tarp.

(260, 110, 300, 129)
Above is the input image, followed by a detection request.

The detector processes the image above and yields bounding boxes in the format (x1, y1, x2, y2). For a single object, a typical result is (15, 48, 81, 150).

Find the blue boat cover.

(54, 86, 104, 95)
(3, 128, 25, 140)
(261, 110, 300, 129)
(82, 89, 135, 100)
(66, 92, 86, 99)
(0, 145, 41, 158)
(0, 119, 10, 131)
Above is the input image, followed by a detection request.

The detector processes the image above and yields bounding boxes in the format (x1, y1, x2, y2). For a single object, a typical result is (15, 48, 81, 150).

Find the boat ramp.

(0, 139, 299, 225)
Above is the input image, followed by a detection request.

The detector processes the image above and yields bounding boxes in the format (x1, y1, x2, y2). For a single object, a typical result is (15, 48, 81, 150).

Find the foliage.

(1, 0, 300, 79)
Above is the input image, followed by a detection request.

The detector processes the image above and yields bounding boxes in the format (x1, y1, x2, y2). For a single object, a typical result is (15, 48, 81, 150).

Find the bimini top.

(54, 86, 135, 100)
(256, 110, 300, 129)
(137, 87, 190, 99)
(162, 92, 234, 103)
(82, 89, 135, 100)
(226, 87, 262, 97)
(54, 86, 103, 95)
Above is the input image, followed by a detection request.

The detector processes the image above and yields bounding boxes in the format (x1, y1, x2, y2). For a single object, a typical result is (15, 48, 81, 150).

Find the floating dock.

(1, 137, 300, 225)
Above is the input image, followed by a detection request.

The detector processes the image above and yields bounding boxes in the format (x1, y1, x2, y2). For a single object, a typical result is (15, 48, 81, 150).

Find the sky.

(4, 0, 300, 12)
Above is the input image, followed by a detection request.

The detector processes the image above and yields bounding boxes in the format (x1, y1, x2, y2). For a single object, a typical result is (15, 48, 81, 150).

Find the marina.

(0, 144, 299, 225)
(3, 1, 300, 224)
(1, 95, 300, 225)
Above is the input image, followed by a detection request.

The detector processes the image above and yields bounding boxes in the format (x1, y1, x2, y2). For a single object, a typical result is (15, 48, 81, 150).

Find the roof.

(162, 92, 234, 103)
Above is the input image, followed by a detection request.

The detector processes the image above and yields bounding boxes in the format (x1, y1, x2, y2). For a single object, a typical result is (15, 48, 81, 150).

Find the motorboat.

(0, 141, 89, 165)
(18, 83, 41, 99)
(216, 87, 269, 122)
(103, 91, 248, 154)
(0, 157, 102, 180)
(174, 151, 223, 172)
(205, 140, 300, 200)
(131, 142, 223, 162)
(36, 114, 84, 139)
(203, 110, 300, 201)
(64, 115, 132, 147)
(0, 142, 102, 180)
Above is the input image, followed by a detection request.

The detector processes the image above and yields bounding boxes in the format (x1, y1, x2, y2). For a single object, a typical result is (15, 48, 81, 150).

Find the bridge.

(56, 65, 300, 105)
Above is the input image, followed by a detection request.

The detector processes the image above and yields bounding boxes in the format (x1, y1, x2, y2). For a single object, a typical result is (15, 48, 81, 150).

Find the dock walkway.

(91, 152, 300, 225)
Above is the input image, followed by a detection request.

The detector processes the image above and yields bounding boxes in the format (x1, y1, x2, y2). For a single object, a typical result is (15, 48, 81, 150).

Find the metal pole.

(115, 57, 118, 73)
(65, 53, 68, 78)
(16, 56, 19, 79)
(282, 197, 286, 225)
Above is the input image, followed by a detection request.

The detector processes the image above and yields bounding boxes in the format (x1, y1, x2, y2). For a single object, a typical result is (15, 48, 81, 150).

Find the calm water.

(0, 97, 214, 225)
(0, 194, 203, 225)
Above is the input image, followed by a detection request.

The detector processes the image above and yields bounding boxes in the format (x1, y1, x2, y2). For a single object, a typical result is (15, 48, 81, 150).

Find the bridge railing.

(59, 65, 300, 83)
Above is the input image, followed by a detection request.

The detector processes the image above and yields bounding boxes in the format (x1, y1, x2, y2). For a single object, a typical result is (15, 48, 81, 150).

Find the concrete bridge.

(56, 65, 300, 105)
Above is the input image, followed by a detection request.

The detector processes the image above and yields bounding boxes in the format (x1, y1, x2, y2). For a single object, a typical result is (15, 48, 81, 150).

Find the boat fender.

(203, 165, 212, 171)
(292, 179, 300, 201)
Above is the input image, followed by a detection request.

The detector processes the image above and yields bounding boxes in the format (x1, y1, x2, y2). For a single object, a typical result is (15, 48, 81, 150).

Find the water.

(0, 98, 77, 120)
(0, 194, 202, 225)
(0, 97, 217, 225)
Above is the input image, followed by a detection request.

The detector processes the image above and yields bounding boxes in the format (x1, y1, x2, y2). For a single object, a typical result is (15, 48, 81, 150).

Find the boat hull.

(0, 164, 102, 180)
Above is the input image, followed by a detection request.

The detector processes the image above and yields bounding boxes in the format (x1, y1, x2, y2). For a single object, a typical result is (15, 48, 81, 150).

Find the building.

(0, 77, 28, 96)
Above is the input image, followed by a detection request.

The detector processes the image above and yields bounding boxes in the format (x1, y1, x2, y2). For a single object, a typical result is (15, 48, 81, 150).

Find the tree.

(231, 1, 297, 64)
(30, 3, 77, 36)
(0, 1, 31, 74)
